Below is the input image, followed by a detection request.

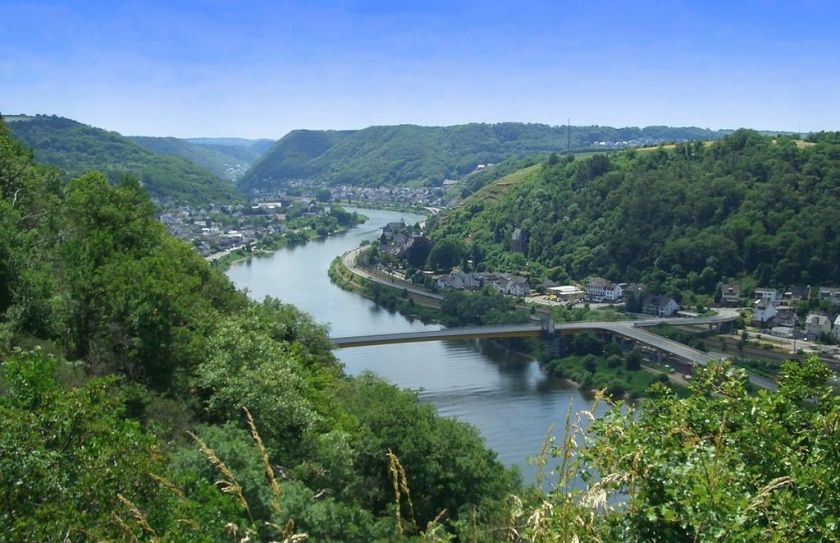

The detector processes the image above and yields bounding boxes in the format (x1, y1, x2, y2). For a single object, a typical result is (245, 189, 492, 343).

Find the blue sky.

(1, 0, 838, 138)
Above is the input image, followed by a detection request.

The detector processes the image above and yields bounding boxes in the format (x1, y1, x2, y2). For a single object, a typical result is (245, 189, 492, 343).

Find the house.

(804, 313, 832, 340)
(754, 288, 781, 306)
(586, 277, 623, 303)
(643, 295, 679, 318)
(753, 300, 777, 324)
(719, 283, 741, 306)
(818, 287, 840, 307)
(478, 272, 530, 297)
(781, 285, 810, 307)
(503, 275, 530, 297)
(774, 308, 799, 328)
(834, 316, 840, 341)
(436, 270, 468, 290)
(511, 228, 528, 254)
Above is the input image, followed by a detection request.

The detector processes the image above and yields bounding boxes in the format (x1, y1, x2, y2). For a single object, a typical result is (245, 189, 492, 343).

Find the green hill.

(130, 136, 273, 181)
(239, 123, 728, 192)
(7, 115, 240, 204)
(428, 130, 840, 299)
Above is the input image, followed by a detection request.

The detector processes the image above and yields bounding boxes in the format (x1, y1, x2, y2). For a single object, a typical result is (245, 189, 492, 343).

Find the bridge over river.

(329, 314, 777, 390)
(331, 316, 735, 364)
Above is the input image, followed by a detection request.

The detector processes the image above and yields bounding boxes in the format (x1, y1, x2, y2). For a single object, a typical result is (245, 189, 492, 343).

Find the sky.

(1, 0, 839, 138)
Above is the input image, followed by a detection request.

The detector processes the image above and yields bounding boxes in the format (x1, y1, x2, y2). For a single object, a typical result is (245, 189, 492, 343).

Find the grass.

(457, 163, 541, 205)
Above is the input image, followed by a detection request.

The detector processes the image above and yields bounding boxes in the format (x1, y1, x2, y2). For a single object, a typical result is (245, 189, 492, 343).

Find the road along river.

(226, 207, 593, 483)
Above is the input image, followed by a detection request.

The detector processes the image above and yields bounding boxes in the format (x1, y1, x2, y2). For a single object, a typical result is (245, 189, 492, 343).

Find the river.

(226, 208, 593, 483)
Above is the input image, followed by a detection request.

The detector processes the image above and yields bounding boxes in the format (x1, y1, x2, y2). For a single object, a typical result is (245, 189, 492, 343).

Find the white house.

(754, 288, 781, 306)
(643, 295, 679, 318)
(833, 316, 840, 341)
(804, 313, 832, 340)
(586, 277, 623, 302)
(753, 299, 777, 324)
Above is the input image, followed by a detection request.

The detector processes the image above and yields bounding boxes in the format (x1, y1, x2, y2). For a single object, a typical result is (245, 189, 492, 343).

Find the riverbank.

(211, 219, 365, 272)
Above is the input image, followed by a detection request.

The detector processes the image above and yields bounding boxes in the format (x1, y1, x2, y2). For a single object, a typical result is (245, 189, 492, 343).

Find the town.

(158, 198, 362, 260)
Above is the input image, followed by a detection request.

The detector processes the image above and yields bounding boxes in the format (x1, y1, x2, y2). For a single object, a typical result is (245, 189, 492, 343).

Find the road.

(342, 246, 444, 302)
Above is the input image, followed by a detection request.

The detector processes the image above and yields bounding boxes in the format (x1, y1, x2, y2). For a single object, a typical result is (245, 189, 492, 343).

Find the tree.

(583, 354, 598, 373)
(405, 236, 432, 268)
(428, 237, 464, 272)
(625, 349, 643, 371)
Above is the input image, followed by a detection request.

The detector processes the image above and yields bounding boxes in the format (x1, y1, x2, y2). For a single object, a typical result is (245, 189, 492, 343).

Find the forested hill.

(6, 115, 240, 204)
(428, 130, 840, 298)
(239, 123, 727, 192)
(129, 135, 273, 181)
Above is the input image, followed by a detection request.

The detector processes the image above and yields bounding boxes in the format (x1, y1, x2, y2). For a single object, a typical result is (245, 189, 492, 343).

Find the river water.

(227, 208, 592, 483)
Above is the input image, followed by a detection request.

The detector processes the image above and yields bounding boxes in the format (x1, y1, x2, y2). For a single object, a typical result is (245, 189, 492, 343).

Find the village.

(157, 198, 334, 258)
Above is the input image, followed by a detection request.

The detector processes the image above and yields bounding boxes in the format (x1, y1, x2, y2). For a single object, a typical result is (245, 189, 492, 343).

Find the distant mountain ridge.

(129, 136, 273, 181)
(7, 115, 240, 204)
(239, 123, 730, 192)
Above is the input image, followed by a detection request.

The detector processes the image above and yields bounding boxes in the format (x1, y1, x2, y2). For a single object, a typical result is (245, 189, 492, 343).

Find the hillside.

(130, 136, 272, 181)
(6, 115, 240, 204)
(239, 123, 728, 192)
(428, 130, 840, 299)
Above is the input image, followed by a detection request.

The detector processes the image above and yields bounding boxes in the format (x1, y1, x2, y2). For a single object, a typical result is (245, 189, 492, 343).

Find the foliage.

(440, 288, 530, 327)
(0, 350, 166, 540)
(431, 130, 840, 292)
(7, 115, 240, 204)
(511, 358, 840, 542)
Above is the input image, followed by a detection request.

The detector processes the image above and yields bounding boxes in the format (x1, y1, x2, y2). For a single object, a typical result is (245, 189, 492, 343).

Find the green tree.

(428, 237, 465, 272)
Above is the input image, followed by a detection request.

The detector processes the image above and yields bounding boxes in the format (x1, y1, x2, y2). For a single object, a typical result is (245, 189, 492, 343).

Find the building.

(547, 285, 585, 303)
(586, 277, 623, 303)
(774, 308, 799, 328)
(719, 283, 741, 306)
(781, 285, 810, 307)
(643, 295, 679, 318)
(819, 287, 840, 307)
(754, 288, 781, 306)
(804, 313, 832, 340)
(834, 316, 840, 341)
(753, 299, 777, 324)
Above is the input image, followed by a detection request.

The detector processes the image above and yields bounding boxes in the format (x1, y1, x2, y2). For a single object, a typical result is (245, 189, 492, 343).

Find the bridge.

(329, 314, 778, 390)
(330, 316, 736, 367)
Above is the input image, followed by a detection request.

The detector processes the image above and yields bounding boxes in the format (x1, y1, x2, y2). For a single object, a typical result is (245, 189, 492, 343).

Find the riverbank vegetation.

(211, 206, 366, 271)
(544, 332, 675, 399)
